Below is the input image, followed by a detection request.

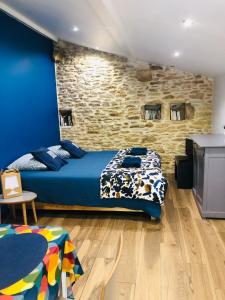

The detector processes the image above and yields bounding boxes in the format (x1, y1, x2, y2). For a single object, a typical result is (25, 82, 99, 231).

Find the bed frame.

(35, 202, 158, 219)
(35, 202, 143, 213)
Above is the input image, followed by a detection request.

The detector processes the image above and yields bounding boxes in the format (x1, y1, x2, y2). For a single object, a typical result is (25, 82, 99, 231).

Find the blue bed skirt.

(21, 151, 162, 218)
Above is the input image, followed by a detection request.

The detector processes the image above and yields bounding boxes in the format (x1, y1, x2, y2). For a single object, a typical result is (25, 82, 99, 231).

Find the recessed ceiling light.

(73, 26, 79, 32)
(182, 18, 194, 28)
(172, 51, 182, 58)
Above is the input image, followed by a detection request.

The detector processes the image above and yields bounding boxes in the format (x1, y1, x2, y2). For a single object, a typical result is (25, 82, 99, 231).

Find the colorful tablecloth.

(0, 224, 83, 300)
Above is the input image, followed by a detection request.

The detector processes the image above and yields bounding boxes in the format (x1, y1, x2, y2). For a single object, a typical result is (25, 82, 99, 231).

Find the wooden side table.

(0, 191, 38, 225)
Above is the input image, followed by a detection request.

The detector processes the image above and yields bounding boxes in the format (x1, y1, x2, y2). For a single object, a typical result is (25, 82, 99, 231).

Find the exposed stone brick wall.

(55, 42, 213, 173)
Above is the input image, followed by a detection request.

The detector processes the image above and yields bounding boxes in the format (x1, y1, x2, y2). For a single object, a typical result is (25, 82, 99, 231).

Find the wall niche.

(143, 104, 161, 120)
(170, 103, 186, 121)
(59, 109, 73, 127)
(170, 103, 195, 121)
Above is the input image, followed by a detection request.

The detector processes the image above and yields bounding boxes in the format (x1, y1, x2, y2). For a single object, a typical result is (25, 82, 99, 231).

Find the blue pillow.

(60, 140, 86, 158)
(121, 156, 141, 168)
(128, 147, 147, 156)
(31, 148, 67, 171)
(7, 153, 47, 171)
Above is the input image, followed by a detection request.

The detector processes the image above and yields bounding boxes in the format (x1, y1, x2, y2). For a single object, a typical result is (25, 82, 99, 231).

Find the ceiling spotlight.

(73, 26, 79, 32)
(172, 51, 181, 58)
(182, 18, 194, 28)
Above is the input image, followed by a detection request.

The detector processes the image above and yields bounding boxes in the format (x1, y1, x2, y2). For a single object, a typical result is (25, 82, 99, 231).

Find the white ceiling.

(2, 0, 225, 76)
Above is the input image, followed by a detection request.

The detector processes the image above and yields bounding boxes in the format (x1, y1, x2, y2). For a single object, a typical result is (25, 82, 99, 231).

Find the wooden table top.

(0, 191, 37, 205)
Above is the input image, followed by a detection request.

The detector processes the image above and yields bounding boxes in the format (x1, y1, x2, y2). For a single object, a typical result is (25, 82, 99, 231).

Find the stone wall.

(55, 42, 213, 173)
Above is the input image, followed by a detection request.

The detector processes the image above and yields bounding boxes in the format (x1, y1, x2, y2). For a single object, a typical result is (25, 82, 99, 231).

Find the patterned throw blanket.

(100, 149, 167, 205)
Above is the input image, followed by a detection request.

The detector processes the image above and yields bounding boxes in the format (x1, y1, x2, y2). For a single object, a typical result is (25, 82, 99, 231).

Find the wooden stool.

(0, 191, 38, 225)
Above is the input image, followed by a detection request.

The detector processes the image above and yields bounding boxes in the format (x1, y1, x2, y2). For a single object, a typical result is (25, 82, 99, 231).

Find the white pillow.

(8, 153, 47, 171)
(48, 145, 71, 159)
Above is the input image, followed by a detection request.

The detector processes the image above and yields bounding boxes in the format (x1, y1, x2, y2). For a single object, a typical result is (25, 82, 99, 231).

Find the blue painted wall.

(0, 11, 60, 168)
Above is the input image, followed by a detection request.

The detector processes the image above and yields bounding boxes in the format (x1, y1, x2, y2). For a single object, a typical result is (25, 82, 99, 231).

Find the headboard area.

(0, 11, 60, 168)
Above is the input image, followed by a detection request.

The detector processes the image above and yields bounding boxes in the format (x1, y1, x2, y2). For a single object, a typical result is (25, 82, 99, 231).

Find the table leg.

(31, 200, 38, 224)
(22, 203, 27, 225)
(60, 271, 68, 298)
(58, 272, 75, 300)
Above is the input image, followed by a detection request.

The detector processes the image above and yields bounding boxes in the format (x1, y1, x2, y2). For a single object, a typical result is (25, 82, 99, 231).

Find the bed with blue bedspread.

(21, 150, 167, 218)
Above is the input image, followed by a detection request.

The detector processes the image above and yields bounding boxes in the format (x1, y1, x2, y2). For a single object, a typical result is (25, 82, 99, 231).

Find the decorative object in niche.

(143, 104, 161, 120)
(136, 69, 152, 82)
(59, 109, 73, 127)
(170, 103, 186, 121)
(136, 66, 152, 82)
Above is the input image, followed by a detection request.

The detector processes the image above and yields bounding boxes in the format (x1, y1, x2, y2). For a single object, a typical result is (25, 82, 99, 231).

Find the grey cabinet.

(191, 134, 225, 218)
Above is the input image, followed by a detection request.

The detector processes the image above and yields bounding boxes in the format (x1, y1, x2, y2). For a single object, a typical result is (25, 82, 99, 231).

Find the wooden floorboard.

(6, 174, 225, 299)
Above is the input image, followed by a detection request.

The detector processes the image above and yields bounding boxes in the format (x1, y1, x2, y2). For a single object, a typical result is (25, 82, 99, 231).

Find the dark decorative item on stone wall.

(150, 64, 164, 71)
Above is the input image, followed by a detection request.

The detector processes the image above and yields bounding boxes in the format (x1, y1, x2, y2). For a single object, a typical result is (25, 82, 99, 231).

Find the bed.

(21, 150, 166, 219)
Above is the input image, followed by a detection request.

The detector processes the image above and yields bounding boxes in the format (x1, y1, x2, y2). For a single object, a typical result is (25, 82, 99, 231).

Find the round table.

(0, 233, 48, 291)
(0, 191, 38, 225)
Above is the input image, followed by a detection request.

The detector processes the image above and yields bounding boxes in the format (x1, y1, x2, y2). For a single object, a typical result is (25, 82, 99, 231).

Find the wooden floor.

(8, 175, 225, 299)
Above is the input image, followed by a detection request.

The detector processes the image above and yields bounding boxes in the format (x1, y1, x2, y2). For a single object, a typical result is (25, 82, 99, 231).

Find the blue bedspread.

(21, 151, 162, 218)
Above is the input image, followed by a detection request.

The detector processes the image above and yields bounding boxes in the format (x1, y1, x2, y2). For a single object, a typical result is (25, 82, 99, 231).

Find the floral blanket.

(100, 149, 167, 205)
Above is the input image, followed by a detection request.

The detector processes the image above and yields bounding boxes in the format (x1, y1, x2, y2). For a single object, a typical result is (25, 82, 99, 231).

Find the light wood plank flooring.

(7, 175, 225, 299)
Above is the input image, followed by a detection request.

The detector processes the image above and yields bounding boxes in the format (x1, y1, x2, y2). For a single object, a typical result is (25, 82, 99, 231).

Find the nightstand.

(0, 191, 38, 225)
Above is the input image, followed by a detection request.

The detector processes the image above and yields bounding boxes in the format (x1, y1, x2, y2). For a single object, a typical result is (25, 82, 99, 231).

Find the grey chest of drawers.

(191, 134, 225, 218)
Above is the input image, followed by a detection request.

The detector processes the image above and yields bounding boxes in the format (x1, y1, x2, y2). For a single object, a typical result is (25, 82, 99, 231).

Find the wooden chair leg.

(31, 200, 38, 224)
(101, 233, 123, 300)
(22, 203, 27, 225)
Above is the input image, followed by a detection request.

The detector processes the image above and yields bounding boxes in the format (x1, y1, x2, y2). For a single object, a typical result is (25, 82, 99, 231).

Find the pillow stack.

(7, 140, 87, 171)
